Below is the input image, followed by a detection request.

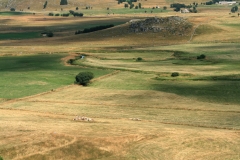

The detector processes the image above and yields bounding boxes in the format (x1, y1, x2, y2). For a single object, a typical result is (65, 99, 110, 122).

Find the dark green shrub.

(55, 13, 60, 16)
(10, 8, 15, 11)
(136, 57, 142, 61)
(197, 54, 206, 59)
(171, 72, 179, 77)
(75, 72, 94, 86)
(73, 12, 83, 17)
(47, 32, 53, 37)
(0, 156, 3, 160)
(68, 59, 74, 64)
(48, 13, 54, 16)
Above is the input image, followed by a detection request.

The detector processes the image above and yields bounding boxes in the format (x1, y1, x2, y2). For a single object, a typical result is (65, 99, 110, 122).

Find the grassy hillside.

(1, 3, 240, 160)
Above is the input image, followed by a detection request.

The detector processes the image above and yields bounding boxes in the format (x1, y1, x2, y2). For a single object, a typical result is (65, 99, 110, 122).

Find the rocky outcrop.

(129, 16, 192, 36)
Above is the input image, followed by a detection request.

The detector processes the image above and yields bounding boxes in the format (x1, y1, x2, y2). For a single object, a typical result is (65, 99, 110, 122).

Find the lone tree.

(75, 72, 94, 86)
(231, 6, 238, 13)
(60, 0, 68, 5)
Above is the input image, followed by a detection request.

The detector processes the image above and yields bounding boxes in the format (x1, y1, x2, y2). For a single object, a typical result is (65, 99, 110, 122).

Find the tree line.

(75, 24, 114, 35)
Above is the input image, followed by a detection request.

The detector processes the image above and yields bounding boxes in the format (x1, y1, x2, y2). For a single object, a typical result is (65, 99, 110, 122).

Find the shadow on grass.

(151, 80, 240, 105)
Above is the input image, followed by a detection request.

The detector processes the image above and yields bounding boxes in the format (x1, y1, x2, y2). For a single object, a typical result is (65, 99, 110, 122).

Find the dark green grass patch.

(0, 54, 112, 99)
(0, 32, 41, 40)
(151, 80, 240, 105)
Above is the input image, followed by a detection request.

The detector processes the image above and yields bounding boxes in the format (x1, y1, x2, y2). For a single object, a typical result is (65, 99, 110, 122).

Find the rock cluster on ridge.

(128, 16, 192, 36)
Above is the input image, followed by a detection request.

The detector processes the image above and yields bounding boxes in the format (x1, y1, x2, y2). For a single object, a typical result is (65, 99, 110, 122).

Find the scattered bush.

(55, 13, 60, 16)
(10, 8, 15, 11)
(75, 72, 94, 86)
(197, 54, 206, 59)
(136, 57, 142, 61)
(171, 72, 179, 77)
(48, 12, 54, 16)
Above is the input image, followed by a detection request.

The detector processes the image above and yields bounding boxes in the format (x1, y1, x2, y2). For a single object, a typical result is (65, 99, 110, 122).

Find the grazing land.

(0, 0, 240, 160)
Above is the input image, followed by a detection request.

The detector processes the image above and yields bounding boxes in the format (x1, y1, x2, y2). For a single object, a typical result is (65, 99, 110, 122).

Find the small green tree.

(124, 3, 129, 8)
(75, 72, 94, 86)
(0, 156, 3, 160)
(163, 6, 167, 10)
(10, 8, 15, 11)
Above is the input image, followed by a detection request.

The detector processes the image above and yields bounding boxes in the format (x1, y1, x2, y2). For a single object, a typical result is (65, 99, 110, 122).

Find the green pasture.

(0, 54, 112, 99)
(74, 47, 240, 76)
(73, 43, 240, 105)
(0, 32, 41, 40)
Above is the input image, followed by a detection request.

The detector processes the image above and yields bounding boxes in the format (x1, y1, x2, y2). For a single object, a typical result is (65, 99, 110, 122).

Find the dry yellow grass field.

(1, 2, 240, 160)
